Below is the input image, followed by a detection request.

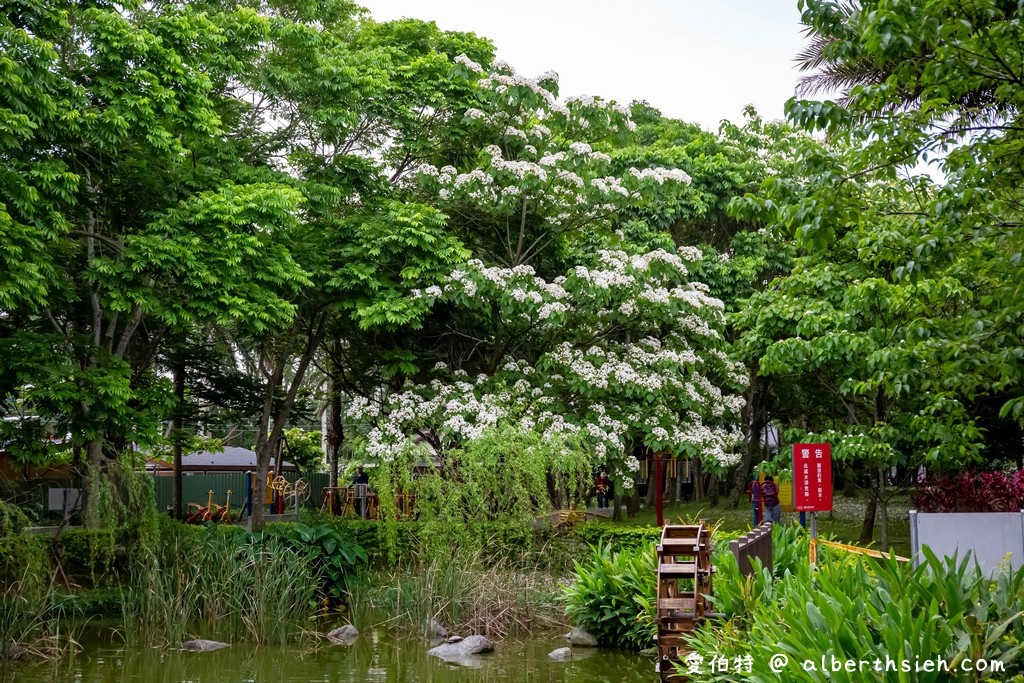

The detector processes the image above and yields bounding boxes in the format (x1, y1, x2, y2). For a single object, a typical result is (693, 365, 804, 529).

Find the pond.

(1, 626, 654, 683)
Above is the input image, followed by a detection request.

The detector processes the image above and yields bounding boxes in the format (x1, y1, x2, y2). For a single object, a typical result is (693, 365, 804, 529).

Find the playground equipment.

(270, 476, 309, 514)
(186, 489, 235, 524)
(319, 486, 416, 520)
(655, 523, 717, 681)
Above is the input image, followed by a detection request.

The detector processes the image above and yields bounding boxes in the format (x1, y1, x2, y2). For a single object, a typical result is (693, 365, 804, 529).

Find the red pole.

(655, 456, 664, 527)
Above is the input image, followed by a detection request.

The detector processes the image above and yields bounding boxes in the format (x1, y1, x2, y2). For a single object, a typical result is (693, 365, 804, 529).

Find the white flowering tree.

(346, 55, 746, 499)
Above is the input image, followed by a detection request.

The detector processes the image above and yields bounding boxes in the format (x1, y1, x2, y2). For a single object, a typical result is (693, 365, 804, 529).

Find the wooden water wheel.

(654, 523, 715, 681)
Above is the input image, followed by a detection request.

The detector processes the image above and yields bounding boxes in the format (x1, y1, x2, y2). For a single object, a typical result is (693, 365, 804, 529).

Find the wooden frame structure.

(655, 523, 716, 681)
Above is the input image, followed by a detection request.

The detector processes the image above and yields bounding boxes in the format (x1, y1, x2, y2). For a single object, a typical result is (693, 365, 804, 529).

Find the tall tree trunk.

(878, 465, 889, 551)
(171, 364, 185, 519)
(626, 489, 640, 516)
(693, 459, 704, 501)
(730, 368, 764, 507)
(82, 439, 105, 528)
(709, 473, 720, 506)
(252, 318, 323, 531)
(858, 466, 878, 545)
(546, 470, 562, 509)
(327, 372, 343, 487)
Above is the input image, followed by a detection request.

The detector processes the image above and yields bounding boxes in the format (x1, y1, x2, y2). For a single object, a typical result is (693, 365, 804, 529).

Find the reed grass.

(0, 569, 81, 661)
(348, 549, 567, 639)
(118, 526, 315, 647)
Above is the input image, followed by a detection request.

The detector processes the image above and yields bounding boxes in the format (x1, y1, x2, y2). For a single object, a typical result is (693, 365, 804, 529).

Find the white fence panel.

(910, 510, 1024, 575)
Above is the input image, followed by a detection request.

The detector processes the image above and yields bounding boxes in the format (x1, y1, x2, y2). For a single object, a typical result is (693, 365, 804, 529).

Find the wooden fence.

(729, 522, 773, 576)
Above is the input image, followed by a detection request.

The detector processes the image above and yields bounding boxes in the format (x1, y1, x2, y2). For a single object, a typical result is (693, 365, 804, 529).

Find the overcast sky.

(358, 0, 809, 131)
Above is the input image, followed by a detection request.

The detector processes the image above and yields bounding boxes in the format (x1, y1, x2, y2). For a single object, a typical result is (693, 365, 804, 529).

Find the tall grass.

(0, 574, 80, 660)
(348, 549, 566, 638)
(0, 523, 81, 661)
(118, 525, 315, 647)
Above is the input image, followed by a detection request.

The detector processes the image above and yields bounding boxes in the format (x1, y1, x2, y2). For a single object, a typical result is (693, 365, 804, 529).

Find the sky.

(357, 0, 809, 132)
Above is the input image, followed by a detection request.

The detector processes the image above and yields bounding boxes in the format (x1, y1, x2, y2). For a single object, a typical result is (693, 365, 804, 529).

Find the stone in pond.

(548, 647, 572, 660)
(326, 625, 359, 643)
(563, 626, 598, 647)
(427, 634, 494, 660)
(179, 639, 229, 652)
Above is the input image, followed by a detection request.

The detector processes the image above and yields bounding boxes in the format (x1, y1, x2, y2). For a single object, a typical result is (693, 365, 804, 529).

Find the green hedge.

(570, 522, 661, 553)
(307, 513, 665, 568)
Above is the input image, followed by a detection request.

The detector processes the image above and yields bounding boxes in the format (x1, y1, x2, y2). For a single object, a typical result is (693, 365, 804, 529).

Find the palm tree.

(794, 0, 1011, 124)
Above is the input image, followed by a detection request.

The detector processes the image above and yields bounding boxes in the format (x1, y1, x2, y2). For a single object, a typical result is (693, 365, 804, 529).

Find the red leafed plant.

(912, 470, 1024, 512)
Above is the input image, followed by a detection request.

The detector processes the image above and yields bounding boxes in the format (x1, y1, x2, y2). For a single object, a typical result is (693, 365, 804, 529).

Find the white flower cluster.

(628, 167, 693, 185)
(478, 64, 569, 116)
(591, 176, 631, 197)
(504, 125, 529, 141)
(454, 53, 484, 74)
(465, 108, 491, 122)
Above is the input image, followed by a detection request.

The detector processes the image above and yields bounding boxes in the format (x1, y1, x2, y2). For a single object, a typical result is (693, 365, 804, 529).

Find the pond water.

(1, 627, 654, 683)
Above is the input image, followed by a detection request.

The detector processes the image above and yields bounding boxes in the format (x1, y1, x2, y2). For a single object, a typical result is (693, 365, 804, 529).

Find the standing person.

(594, 470, 611, 510)
(352, 466, 369, 517)
(761, 475, 782, 523)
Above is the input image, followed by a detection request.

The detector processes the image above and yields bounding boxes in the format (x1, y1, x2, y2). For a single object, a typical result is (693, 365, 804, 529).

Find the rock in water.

(179, 639, 229, 652)
(326, 625, 359, 643)
(548, 647, 573, 660)
(427, 634, 494, 660)
(563, 626, 598, 647)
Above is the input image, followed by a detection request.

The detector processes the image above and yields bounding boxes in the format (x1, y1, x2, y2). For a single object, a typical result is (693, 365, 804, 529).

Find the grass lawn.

(605, 494, 912, 557)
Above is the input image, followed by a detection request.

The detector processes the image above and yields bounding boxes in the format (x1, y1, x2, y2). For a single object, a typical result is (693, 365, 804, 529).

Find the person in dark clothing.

(761, 475, 782, 523)
(594, 470, 611, 509)
(352, 466, 369, 516)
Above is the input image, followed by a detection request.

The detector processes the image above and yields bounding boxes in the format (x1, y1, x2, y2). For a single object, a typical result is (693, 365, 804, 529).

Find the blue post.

(800, 511, 806, 528)
(245, 471, 253, 519)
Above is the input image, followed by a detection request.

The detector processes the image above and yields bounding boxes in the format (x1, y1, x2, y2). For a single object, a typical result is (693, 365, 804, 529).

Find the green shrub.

(0, 535, 49, 588)
(266, 523, 367, 602)
(0, 500, 31, 537)
(51, 587, 123, 618)
(61, 529, 120, 583)
(561, 544, 657, 649)
(571, 523, 661, 553)
(309, 513, 585, 571)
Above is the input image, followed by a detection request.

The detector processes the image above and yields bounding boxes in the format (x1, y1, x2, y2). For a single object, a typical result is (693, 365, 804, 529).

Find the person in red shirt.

(761, 475, 782, 523)
(594, 470, 611, 509)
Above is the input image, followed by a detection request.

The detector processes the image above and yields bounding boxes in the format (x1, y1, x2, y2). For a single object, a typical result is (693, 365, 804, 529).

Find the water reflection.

(1, 626, 654, 683)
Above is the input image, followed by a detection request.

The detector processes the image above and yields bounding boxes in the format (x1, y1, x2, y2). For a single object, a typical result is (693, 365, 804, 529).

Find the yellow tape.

(816, 538, 909, 562)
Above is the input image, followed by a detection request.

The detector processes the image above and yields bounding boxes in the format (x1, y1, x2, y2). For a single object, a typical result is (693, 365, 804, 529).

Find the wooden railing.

(729, 522, 773, 576)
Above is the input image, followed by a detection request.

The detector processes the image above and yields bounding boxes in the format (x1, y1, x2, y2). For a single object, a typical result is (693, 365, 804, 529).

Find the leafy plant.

(268, 523, 367, 602)
(686, 547, 1024, 682)
(913, 471, 1024, 513)
(561, 544, 657, 649)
